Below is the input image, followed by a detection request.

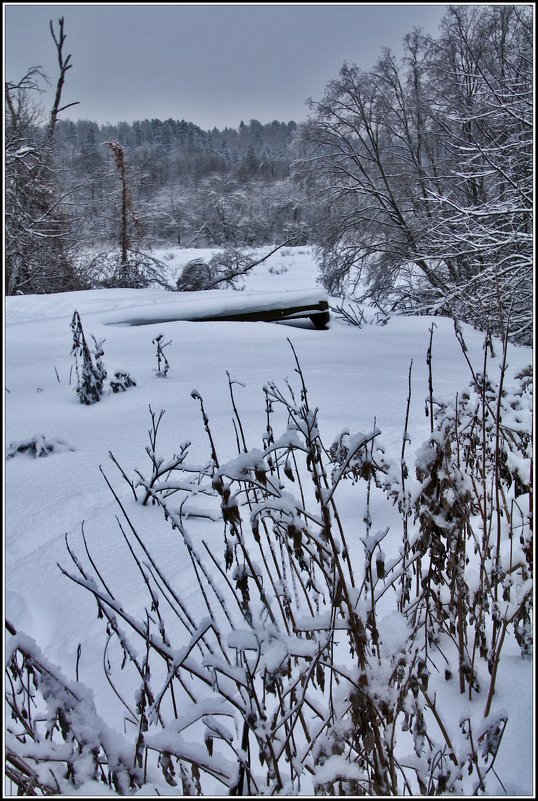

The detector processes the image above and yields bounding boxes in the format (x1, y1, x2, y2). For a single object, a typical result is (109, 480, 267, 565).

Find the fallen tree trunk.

(103, 290, 331, 329)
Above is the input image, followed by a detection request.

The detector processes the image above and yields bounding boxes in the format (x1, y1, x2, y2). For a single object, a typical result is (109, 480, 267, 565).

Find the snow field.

(5, 246, 533, 795)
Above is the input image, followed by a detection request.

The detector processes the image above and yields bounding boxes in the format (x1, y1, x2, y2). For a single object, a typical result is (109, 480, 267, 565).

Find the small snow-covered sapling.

(70, 311, 107, 404)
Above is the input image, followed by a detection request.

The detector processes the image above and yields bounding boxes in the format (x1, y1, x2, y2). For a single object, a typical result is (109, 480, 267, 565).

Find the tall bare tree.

(296, 5, 532, 343)
(45, 17, 79, 144)
(104, 140, 133, 274)
(5, 17, 82, 295)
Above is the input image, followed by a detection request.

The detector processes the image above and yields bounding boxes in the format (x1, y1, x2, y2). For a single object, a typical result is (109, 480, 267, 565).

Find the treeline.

(61, 116, 296, 180)
(53, 117, 309, 249)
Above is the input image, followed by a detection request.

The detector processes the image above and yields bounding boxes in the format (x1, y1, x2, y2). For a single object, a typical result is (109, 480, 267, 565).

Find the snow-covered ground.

(4, 246, 534, 795)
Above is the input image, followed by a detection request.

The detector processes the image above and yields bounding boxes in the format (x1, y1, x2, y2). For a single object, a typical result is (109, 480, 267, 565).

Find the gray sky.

(5, 3, 448, 130)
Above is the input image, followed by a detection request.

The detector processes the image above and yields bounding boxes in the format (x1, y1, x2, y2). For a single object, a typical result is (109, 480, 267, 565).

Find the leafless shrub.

(81, 249, 170, 289)
(331, 298, 390, 328)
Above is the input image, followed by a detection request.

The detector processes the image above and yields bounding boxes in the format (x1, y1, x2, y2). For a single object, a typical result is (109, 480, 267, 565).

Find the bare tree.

(104, 140, 133, 276)
(420, 5, 533, 344)
(83, 139, 169, 289)
(296, 5, 532, 343)
(5, 18, 83, 295)
(46, 17, 79, 144)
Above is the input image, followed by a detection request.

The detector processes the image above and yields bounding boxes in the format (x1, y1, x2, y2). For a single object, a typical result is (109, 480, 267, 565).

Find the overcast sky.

(5, 3, 448, 131)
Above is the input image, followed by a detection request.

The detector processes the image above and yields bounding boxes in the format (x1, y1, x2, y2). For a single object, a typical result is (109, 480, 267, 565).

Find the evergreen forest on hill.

(52, 116, 306, 249)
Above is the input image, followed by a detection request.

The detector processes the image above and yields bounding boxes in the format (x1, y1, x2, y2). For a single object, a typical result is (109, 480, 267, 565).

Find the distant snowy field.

(5, 246, 534, 795)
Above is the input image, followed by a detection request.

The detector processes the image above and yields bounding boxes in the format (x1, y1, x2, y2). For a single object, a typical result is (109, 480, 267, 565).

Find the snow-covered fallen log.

(101, 288, 330, 329)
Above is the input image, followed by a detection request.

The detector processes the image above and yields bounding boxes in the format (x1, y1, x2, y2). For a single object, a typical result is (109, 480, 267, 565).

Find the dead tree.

(46, 17, 79, 145)
(5, 18, 81, 294)
(104, 140, 131, 272)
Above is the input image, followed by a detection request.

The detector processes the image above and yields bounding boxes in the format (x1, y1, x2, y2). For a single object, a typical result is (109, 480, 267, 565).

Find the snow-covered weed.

(6, 434, 75, 459)
(70, 311, 107, 405)
(268, 263, 289, 275)
(152, 334, 171, 377)
(109, 371, 137, 394)
(6, 331, 532, 795)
